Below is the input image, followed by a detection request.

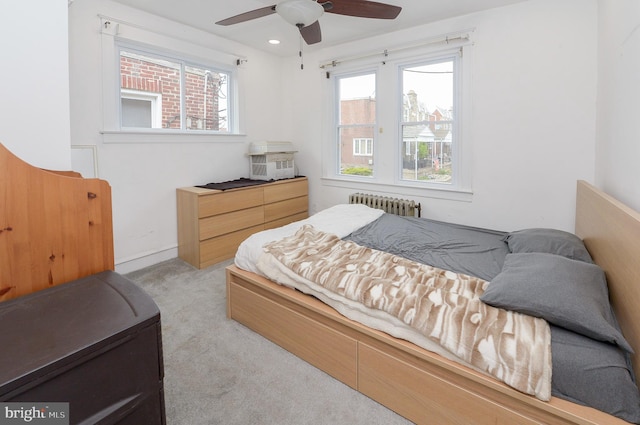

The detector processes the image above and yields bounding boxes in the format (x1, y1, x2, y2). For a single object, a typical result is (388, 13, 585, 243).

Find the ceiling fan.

(215, 0, 402, 45)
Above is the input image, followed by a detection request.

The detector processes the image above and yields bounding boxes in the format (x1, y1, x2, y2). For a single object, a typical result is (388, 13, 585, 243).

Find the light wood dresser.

(177, 177, 308, 269)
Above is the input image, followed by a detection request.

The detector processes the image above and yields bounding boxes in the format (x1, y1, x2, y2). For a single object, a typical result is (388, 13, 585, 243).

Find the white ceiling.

(110, 0, 529, 56)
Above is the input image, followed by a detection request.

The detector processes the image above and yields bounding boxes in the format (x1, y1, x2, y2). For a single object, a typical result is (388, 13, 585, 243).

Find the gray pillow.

(503, 228, 593, 263)
(550, 325, 640, 423)
(480, 252, 632, 353)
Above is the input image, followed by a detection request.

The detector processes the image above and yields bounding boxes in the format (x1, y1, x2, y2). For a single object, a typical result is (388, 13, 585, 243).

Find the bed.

(226, 181, 640, 425)
(0, 143, 166, 424)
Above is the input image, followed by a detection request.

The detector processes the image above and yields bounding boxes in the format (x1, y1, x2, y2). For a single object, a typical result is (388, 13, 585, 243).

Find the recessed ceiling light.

(268, 39, 281, 45)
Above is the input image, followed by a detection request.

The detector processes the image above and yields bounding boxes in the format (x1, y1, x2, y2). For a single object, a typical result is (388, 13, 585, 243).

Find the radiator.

(349, 193, 421, 217)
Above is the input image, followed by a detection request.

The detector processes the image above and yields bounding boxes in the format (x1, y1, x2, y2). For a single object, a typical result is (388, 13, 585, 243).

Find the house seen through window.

(337, 73, 376, 177)
(119, 48, 230, 132)
(401, 58, 455, 184)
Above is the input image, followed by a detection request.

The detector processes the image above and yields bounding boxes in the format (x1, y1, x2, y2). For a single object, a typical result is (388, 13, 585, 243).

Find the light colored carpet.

(126, 258, 413, 425)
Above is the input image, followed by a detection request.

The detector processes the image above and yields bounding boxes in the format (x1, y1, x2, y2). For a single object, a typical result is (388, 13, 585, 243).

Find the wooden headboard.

(575, 180, 640, 385)
(0, 143, 114, 301)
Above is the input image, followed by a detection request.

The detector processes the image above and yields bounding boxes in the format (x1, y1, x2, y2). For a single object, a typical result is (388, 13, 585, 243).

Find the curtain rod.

(319, 29, 473, 70)
(97, 14, 248, 63)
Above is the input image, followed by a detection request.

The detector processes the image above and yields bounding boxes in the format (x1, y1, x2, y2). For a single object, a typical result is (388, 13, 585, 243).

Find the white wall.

(595, 0, 640, 212)
(0, 0, 71, 169)
(6, 0, 635, 274)
(31, 0, 630, 273)
(285, 0, 598, 233)
(68, 0, 286, 272)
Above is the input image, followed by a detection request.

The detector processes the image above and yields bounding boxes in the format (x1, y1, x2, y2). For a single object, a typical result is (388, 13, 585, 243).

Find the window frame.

(323, 40, 472, 198)
(114, 41, 235, 134)
(333, 69, 379, 179)
(398, 54, 459, 188)
(99, 16, 244, 142)
(353, 138, 373, 156)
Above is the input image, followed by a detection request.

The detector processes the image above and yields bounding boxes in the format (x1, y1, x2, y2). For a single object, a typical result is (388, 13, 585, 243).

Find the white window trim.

(397, 54, 459, 189)
(321, 33, 473, 200)
(99, 16, 244, 142)
(331, 68, 379, 179)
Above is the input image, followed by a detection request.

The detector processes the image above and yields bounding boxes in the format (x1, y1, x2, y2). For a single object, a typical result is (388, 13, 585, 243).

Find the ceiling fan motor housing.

(276, 0, 325, 27)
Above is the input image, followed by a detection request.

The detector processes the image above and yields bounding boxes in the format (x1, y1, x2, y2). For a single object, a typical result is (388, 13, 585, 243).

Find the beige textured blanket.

(260, 225, 552, 400)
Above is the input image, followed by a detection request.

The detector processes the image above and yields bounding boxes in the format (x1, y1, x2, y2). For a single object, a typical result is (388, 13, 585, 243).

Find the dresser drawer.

(265, 196, 309, 223)
(199, 206, 264, 240)
(265, 211, 309, 230)
(263, 179, 308, 204)
(198, 187, 263, 218)
(199, 225, 263, 268)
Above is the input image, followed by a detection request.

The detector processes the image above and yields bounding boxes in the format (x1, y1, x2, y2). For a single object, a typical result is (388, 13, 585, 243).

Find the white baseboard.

(115, 246, 179, 275)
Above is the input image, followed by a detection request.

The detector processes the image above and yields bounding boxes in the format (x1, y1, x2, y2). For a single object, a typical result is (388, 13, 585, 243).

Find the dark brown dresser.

(0, 271, 165, 425)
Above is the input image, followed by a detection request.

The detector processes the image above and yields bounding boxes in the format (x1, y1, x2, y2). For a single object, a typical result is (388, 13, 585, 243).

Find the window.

(353, 138, 373, 156)
(118, 45, 231, 132)
(401, 58, 456, 184)
(121, 89, 162, 128)
(326, 38, 470, 195)
(336, 72, 376, 177)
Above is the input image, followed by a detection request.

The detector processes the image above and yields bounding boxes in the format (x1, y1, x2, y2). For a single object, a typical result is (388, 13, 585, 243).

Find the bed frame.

(0, 143, 114, 301)
(226, 180, 640, 425)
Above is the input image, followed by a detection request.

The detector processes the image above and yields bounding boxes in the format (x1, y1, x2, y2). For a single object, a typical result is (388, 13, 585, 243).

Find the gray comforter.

(345, 214, 508, 281)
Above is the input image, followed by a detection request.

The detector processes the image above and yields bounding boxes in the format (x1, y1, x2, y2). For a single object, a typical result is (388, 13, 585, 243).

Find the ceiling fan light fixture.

(276, 0, 324, 27)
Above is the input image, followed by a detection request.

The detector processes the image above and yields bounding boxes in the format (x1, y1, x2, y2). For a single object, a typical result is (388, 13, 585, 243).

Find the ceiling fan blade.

(323, 0, 401, 19)
(215, 5, 277, 26)
(299, 20, 322, 45)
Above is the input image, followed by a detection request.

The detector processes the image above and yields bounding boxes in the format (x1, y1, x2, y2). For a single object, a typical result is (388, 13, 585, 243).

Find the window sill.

(321, 176, 473, 203)
(100, 130, 246, 144)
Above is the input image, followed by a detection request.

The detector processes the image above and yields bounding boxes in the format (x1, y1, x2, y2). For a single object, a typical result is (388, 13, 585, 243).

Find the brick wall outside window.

(120, 55, 223, 130)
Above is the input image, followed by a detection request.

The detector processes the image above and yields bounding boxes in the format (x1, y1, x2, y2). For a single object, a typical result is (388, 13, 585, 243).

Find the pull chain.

(299, 29, 304, 70)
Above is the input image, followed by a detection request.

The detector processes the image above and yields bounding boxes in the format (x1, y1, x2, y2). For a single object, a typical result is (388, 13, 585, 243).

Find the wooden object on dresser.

(177, 177, 308, 269)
